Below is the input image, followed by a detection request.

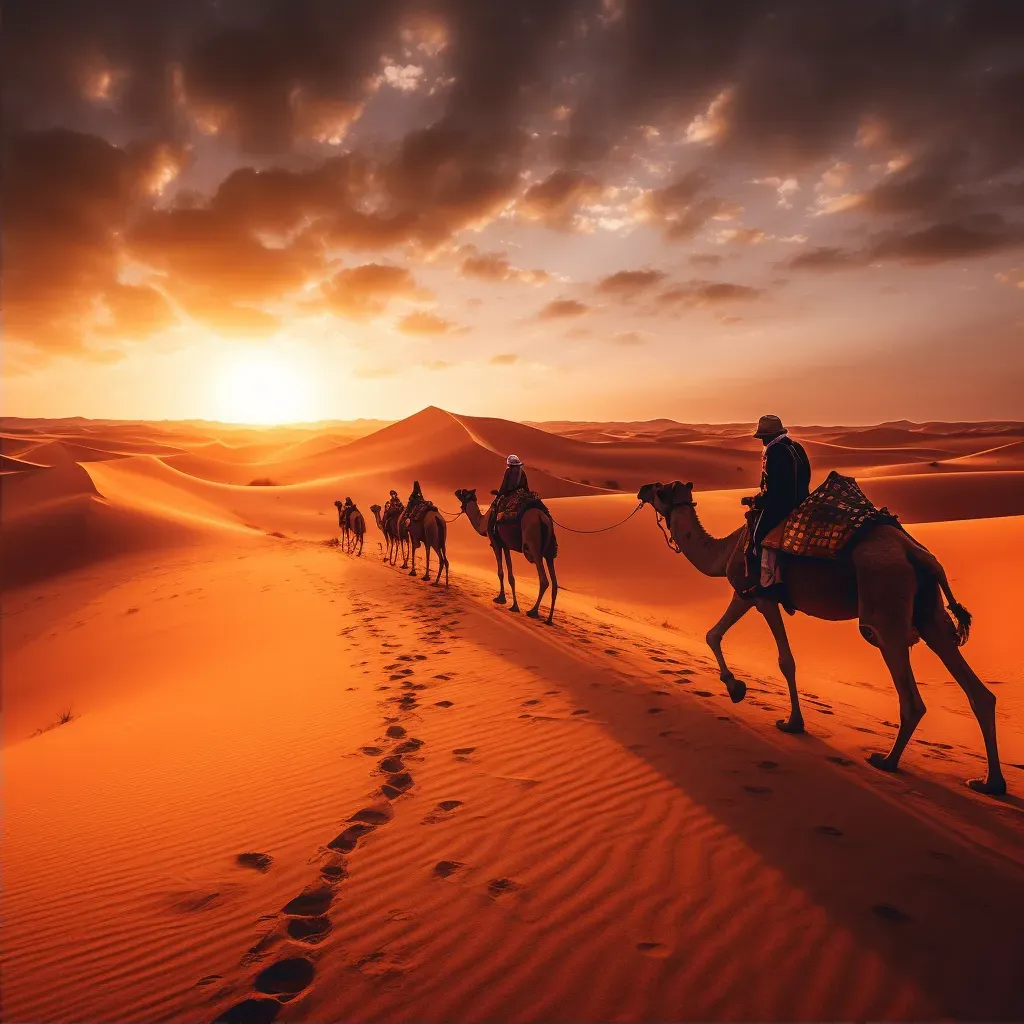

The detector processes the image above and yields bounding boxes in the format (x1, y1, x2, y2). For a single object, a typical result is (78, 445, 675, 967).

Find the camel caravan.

(331, 419, 1006, 796)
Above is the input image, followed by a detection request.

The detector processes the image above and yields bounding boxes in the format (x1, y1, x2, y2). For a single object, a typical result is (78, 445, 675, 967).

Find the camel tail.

(905, 534, 971, 646)
(542, 515, 558, 559)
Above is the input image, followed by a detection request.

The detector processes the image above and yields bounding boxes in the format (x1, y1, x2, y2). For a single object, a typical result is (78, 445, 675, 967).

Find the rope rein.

(548, 500, 645, 535)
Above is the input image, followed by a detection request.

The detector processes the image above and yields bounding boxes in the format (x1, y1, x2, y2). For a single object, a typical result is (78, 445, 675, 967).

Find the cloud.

(489, 353, 519, 365)
(397, 310, 462, 336)
(783, 246, 866, 272)
(715, 227, 768, 245)
(867, 219, 1024, 264)
(537, 298, 589, 320)
(424, 359, 456, 371)
(996, 268, 1024, 289)
(596, 268, 667, 297)
(657, 281, 763, 308)
(323, 263, 419, 320)
(458, 248, 549, 285)
(519, 170, 605, 229)
(689, 253, 725, 267)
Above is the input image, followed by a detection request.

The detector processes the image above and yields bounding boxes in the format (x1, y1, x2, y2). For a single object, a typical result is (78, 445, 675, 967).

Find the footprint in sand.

(487, 877, 524, 898)
(350, 807, 392, 825)
(522, 699, 541, 706)
(360, 746, 384, 756)
(743, 785, 772, 795)
(827, 756, 854, 767)
(386, 725, 406, 739)
(236, 852, 273, 872)
(928, 850, 954, 862)
(328, 823, 376, 853)
(379, 756, 405, 773)
(287, 916, 332, 943)
(571, 709, 589, 716)
(647, 708, 664, 714)
(254, 956, 316, 996)
(692, 690, 714, 698)
(215, 998, 281, 1024)
(320, 862, 347, 882)
(815, 825, 844, 837)
(453, 747, 476, 756)
(382, 772, 414, 799)
(393, 738, 424, 754)
(283, 886, 335, 916)
(757, 760, 779, 770)
(435, 700, 454, 708)
(636, 941, 671, 959)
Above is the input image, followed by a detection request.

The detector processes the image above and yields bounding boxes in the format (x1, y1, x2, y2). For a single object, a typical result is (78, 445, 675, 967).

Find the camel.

(404, 506, 449, 585)
(637, 480, 1006, 796)
(454, 488, 559, 624)
(332, 500, 365, 556)
(369, 503, 405, 565)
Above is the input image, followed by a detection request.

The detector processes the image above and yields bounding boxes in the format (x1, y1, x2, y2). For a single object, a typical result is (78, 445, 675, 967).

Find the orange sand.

(3, 410, 1023, 1023)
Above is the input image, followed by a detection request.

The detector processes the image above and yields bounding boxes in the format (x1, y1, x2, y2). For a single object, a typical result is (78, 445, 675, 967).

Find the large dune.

(3, 409, 1023, 1023)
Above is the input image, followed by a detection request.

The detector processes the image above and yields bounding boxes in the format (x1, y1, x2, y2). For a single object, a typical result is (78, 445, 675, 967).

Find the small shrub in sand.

(248, 478, 276, 486)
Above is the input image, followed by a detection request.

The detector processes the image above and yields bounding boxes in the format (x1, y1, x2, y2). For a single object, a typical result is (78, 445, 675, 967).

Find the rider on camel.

(341, 496, 356, 528)
(742, 415, 811, 598)
(489, 454, 530, 541)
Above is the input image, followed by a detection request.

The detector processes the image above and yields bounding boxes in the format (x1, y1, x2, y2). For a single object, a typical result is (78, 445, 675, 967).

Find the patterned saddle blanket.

(383, 500, 404, 524)
(762, 471, 900, 559)
(494, 490, 548, 525)
(401, 500, 436, 529)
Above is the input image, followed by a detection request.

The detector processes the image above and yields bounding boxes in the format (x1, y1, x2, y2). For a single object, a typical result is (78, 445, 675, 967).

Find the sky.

(4, 0, 1024, 425)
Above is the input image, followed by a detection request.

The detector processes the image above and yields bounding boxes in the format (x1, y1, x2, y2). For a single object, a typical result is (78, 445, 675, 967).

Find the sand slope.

(3, 410, 1023, 1023)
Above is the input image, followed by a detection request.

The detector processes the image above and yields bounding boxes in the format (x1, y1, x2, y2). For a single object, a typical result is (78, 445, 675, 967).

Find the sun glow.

(214, 350, 314, 424)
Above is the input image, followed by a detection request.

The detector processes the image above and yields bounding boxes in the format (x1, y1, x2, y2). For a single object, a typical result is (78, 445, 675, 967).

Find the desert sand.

(3, 408, 1024, 1023)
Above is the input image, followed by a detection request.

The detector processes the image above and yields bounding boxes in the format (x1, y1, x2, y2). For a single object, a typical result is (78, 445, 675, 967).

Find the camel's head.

(454, 487, 477, 510)
(333, 499, 343, 510)
(637, 480, 695, 516)
(369, 503, 381, 514)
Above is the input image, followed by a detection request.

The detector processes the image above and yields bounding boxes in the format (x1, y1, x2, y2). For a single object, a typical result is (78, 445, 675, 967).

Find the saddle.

(494, 490, 548, 525)
(401, 500, 436, 529)
(761, 471, 900, 559)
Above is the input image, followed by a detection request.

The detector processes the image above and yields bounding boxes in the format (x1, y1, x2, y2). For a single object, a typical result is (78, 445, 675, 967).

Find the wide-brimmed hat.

(753, 415, 787, 439)
(506, 454, 523, 467)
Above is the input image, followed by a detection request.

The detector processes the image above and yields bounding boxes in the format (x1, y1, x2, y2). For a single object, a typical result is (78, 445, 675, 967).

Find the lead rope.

(547, 500, 645, 534)
(655, 509, 681, 554)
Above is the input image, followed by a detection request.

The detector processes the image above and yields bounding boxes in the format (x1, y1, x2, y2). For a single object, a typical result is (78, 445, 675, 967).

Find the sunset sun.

(214, 350, 313, 425)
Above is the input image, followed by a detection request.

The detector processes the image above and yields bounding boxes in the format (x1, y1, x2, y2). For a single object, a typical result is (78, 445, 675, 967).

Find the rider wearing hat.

(743, 415, 811, 596)
(489, 454, 530, 540)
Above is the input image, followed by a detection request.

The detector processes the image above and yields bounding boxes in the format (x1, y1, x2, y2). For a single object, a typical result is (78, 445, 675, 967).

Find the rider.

(743, 415, 811, 596)
(341, 496, 356, 527)
(489, 454, 530, 539)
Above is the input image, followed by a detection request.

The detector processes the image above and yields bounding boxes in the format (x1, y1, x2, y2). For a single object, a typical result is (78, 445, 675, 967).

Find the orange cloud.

(323, 264, 420, 320)
(596, 268, 667, 297)
(397, 310, 462, 336)
(538, 298, 589, 319)
(519, 170, 604, 229)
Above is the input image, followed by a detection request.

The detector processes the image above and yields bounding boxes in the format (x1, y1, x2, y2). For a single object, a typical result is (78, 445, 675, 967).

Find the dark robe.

(751, 436, 811, 548)
(497, 464, 529, 497)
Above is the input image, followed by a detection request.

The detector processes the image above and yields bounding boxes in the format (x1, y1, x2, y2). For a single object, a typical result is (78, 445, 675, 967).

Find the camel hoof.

(544, 619, 554, 627)
(509, 606, 521, 614)
(966, 777, 1007, 796)
(408, 570, 417, 577)
(866, 752, 899, 773)
(526, 609, 540, 619)
(493, 595, 506, 605)
(776, 717, 805, 735)
(722, 674, 746, 703)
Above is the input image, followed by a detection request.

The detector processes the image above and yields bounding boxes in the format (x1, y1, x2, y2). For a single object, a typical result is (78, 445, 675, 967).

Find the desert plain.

(3, 408, 1024, 1023)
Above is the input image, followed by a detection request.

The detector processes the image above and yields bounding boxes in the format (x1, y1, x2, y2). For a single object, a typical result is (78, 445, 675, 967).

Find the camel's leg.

(705, 593, 752, 703)
(919, 613, 1006, 795)
(505, 549, 520, 612)
(544, 556, 558, 626)
(422, 537, 433, 581)
(867, 635, 926, 774)
(492, 543, 507, 604)
(409, 539, 418, 577)
(526, 550, 549, 620)
(358, 533, 363, 557)
(757, 600, 804, 732)
(443, 548, 449, 587)
(432, 545, 444, 585)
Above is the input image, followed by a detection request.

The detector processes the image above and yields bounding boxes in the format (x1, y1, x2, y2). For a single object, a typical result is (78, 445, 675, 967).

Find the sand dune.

(3, 409, 1023, 1024)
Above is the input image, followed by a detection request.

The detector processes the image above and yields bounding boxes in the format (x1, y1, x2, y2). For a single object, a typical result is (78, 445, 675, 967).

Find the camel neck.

(466, 501, 489, 537)
(668, 503, 738, 578)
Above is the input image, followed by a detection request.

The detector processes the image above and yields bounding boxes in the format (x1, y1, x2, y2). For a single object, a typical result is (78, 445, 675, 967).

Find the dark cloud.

(867, 219, 1024, 265)
(784, 246, 865, 272)
(596, 268, 667, 297)
(4, 128, 183, 355)
(519, 169, 604, 229)
(538, 298, 589, 319)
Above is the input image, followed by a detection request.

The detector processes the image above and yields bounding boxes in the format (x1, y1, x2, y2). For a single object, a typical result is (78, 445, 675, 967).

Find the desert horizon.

(4, 406, 1024, 1022)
